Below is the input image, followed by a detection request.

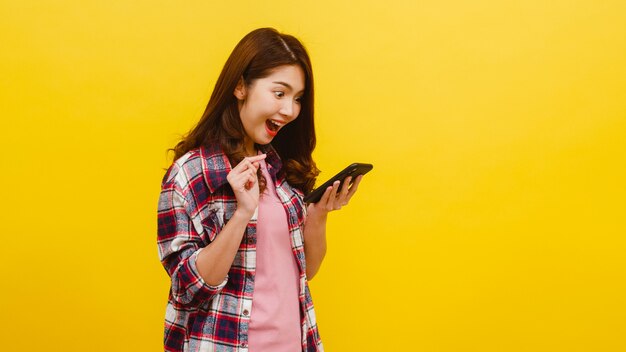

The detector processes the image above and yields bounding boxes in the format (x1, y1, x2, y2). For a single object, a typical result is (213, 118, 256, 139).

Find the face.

(235, 64, 305, 153)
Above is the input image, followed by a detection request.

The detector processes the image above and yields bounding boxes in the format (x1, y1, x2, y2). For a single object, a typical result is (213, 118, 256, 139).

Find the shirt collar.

(259, 143, 282, 179)
(200, 143, 282, 194)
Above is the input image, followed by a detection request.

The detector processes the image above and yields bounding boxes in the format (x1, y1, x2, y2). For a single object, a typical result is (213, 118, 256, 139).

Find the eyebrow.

(272, 81, 304, 94)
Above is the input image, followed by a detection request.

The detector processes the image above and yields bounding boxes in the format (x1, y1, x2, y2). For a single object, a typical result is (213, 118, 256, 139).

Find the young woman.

(157, 27, 362, 352)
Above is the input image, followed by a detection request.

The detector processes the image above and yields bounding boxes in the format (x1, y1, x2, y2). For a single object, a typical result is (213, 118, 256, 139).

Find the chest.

(194, 177, 307, 246)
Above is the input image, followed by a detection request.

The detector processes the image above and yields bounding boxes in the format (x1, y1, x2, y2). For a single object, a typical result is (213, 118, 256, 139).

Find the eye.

(294, 96, 303, 104)
(274, 91, 285, 98)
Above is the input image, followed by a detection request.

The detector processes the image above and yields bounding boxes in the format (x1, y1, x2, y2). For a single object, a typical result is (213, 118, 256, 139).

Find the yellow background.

(1, 1, 625, 351)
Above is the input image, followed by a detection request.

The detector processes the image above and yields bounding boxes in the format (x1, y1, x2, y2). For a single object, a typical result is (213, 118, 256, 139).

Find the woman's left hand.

(307, 175, 363, 217)
(303, 175, 363, 279)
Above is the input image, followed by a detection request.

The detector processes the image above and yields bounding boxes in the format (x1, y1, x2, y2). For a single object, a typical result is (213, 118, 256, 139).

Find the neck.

(244, 140, 257, 157)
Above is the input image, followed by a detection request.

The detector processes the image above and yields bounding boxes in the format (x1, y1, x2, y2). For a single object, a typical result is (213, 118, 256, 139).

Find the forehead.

(259, 65, 305, 92)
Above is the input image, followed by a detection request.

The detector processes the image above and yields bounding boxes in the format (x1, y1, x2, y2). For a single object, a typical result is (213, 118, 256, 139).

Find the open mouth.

(265, 119, 282, 136)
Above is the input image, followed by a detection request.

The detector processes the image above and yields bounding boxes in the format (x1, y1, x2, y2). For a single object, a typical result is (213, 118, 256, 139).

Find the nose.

(279, 100, 298, 120)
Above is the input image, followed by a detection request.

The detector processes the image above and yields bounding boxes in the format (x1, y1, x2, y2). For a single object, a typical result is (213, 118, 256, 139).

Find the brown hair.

(171, 27, 319, 193)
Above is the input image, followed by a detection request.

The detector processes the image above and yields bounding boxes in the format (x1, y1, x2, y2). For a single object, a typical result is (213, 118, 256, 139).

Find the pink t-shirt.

(248, 160, 302, 351)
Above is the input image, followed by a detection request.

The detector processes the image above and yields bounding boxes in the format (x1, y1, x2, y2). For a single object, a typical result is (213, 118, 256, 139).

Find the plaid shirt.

(157, 143, 323, 352)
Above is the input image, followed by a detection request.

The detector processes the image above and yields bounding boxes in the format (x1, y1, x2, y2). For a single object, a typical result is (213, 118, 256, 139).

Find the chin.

(255, 136, 274, 146)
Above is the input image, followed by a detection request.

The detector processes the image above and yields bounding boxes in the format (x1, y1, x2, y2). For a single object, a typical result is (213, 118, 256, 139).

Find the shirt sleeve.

(157, 178, 228, 307)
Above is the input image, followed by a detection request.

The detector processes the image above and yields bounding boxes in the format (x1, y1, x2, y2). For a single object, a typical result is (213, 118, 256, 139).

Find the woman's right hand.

(227, 154, 267, 219)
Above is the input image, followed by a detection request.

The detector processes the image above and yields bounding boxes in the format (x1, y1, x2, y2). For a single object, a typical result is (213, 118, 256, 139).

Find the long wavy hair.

(171, 28, 319, 194)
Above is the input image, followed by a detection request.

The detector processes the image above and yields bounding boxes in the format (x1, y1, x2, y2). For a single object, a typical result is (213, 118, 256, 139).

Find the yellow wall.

(1, 1, 625, 351)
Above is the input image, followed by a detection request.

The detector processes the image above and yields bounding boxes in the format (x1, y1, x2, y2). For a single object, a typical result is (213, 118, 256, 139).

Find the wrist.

(306, 207, 328, 225)
(233, 208, 255, 222)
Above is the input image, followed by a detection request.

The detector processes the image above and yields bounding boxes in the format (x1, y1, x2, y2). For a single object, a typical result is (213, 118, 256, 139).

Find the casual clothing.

(157, 143, 323, 352)
(247, 159, 302, 351)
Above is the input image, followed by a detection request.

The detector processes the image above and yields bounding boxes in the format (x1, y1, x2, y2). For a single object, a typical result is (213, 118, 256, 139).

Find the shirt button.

(243, 309, 250, 316)
(241, 342, 248, 348)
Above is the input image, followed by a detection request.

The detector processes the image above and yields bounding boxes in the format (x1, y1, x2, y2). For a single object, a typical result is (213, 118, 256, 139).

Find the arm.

(195, 154, 267, 285)
(157, 180, 225, 307)
(303, 175, 363, 280)
(157, 154, 266, 306)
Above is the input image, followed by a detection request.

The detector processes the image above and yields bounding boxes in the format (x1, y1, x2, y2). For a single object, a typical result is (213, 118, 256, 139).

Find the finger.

(345, 175, 362, 202)
(247, 160, 262, 173)
(232, 159, 259, 176)
(245, 155, 266, 174)
(327, 181, 340, 210)
(232, 169, 256, 190)
(233, 155, 263, 172)
(247, 173, 257, 185)
(234, 178, 250, 193)
(234, 169, 255, 183)
(317, 184, 334, 206)
(234, 176, 248, 193)
(232, 160, 251, 174)
(245, 171, 257, 188)
(349, 175, 363, 193)
(245, 154, 267, 163)
(338, 176, 352, 201)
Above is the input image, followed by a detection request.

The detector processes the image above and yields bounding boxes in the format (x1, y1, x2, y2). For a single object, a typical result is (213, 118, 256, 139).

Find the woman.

(157, 27, 362, 352)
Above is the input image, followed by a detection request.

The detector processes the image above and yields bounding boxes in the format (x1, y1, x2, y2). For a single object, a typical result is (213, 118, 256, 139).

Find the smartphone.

(303, 163, 373, 203)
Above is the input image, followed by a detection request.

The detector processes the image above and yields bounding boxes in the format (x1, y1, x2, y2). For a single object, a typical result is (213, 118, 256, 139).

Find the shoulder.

(161, 144, 232, 195)
(160, 148, 205, 193)
(200, 144, 232, 175)
(157, 150, 206, 215)
(161, 149, 208, 201)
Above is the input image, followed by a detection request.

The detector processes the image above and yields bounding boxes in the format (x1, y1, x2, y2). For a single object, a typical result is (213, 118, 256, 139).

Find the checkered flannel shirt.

(157, 143, 323, 351)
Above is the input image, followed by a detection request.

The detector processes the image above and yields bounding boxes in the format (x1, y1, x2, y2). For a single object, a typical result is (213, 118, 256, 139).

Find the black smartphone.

(303, 163, 373, 203)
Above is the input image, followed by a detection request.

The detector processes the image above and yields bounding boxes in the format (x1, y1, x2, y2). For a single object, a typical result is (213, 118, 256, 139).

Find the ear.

(233, 77, 247, 100)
